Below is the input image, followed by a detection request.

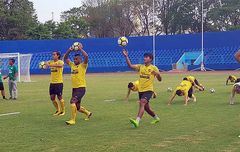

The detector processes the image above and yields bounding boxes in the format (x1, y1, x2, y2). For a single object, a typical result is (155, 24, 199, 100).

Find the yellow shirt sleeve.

(81, 63, 88, 69)
(134, 64, 141, 71)
(69, 62, 74, 68)
(58, 60, 64, 66)
(153, 66, 159, 72)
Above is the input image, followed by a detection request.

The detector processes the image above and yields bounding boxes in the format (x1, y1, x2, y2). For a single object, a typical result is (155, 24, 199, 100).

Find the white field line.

(0, 112, 20, 117)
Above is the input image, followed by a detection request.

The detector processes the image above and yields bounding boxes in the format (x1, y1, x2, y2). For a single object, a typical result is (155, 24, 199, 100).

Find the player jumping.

(64, 43, 92, 125)
(126, 80, 157, 101)
(45, 51, 65, 116)
(123, 49, 162, 128)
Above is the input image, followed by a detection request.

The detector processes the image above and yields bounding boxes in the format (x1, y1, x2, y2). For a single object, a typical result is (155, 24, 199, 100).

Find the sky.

(29, 0, 83, 23)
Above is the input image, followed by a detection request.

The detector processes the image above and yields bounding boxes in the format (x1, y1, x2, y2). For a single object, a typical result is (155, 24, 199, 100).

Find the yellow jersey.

(175, 80, 192, 95)
(69, 62, 87, 88)
(186, 76, 195, 83)
(135, 64, 159, 92)
(229, 75, 237, 82)
(48, 60, 64, 84)
(131, 80, 139, 92)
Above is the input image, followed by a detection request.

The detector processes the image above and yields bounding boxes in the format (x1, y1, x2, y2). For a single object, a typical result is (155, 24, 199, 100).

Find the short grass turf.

(1, 72, 240, 152)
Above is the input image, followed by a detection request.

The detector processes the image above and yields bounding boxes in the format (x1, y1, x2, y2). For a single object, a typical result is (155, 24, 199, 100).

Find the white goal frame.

(0, 53, 32, 82)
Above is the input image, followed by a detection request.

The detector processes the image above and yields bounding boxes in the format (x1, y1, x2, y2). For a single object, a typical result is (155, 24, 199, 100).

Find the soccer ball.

(167, 87, 173, 92)
(72, 42, 80, 51)
(210, 88, 215, 93)
(39, 61, 46, 69)
(118, 36, 128, 47)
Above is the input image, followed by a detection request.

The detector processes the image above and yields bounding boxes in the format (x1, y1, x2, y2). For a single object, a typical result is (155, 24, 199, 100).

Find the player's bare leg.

(152, 92, 157, 98)
(1, 90, 6, 99)
(192, 94, 197, 102)
(130, 99, 147, 128)
(144, 103, 160, 124)
(144, 102, 155, 117)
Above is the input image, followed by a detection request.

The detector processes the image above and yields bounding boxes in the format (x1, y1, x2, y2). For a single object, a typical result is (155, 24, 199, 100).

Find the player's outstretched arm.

(3, 75, 8, 80)
(152, 71, 162, 82)
(234, 51, 240, 63)
(226, 78, 229, 85)
(79, 44, 88, 64)
(122, 49, 139, 70)
(168, 92, 176, 105)
(230, 86, 236, 105)
(184, 94, 188, 106)
(64, 47, 73, 65)
(125, 89, 131, 101)
(193, 82, 203, 91)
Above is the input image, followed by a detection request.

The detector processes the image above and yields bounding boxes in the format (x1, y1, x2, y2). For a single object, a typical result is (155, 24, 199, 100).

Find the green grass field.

(1, 72, 240, 152)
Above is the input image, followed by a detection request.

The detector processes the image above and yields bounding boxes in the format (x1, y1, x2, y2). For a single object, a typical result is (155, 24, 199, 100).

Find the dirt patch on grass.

(222, 141, 240, 152)
(152, 141, 174, 148)
(152, 134, 207, 149)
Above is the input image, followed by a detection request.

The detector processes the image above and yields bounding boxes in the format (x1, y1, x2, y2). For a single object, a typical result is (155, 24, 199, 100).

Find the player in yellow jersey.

(64, 43, 92, 125)
(44, 51, 65, 116)
(226, 75, 238, 85)
(125, 80, 157, 101)
(168, 78, 202, 106)
(184, 76, 204, 91)
(229, 79, 240, 105)
(123, 49, 162, 128)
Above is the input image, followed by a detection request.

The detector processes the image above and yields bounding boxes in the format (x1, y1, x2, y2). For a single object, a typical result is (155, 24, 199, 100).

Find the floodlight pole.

(200, 0, 206, 71)
(152, 0, 156, 65)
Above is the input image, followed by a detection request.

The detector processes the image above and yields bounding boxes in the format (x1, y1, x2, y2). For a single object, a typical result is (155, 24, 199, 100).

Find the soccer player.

(229, 79, 240, 105)
(45, 51, 65, 116)
(168, 78, 200, 106)
(3, 58, 18, 100)
(226, 75, 238, 85)
(126, 80, 157, 101)
(0, 67, 6, 100)
(184, 76, 204, 91)
(122, 49, 162, 128)
(64, 44, 92, 125)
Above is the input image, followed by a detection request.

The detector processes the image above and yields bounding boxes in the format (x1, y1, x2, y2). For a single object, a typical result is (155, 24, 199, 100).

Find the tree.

(26, 21, 56, 40)
(0, 0, 38, 40)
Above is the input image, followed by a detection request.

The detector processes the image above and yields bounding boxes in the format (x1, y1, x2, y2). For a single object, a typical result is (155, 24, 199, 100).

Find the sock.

(70, 103, 77, 121)
(52, 100, 60, 112)
(79, 106, 90, 116)
(154, 115, 159, 120)
(13, 91, 17, 99)
(136, 117, 141, 123)
(60, 99, 65, 113)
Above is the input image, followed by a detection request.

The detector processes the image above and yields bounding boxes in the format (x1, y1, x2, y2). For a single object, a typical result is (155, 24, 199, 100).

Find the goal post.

(0, 53, 32, 82)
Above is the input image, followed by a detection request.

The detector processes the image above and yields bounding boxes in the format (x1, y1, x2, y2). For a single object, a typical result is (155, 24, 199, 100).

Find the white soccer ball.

(118, 36, 128, 47)
(72, 42, 81, 51)
(167, 87, 173, 92)
(39, 61, 46, 69)
(210, 88, 215, 93)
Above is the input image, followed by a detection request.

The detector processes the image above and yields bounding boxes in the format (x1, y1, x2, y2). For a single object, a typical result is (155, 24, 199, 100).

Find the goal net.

(0, 53, 32, 82)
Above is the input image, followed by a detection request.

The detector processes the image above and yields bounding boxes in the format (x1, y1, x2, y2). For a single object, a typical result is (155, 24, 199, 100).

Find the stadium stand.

(0, 31, 240, 73)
